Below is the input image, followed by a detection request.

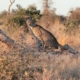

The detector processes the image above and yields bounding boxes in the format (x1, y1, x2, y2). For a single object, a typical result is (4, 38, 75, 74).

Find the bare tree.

(42, 0, 53, 15)
(41, 0, 54, 28)
(7, 0, 15, 15)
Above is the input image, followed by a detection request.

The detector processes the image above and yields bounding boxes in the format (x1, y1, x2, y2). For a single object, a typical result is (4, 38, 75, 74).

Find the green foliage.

(64, 20, 80, 28)
(5, 4, 42, 28)
(8, 15, 25, 27)
(62, 8, 80, 34)
(64, 20, 80, 33)
(1, 4, 42, 30)
(12, 4, 42, 22)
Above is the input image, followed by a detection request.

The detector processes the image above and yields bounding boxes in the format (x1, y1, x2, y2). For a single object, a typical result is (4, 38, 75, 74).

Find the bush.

(6, 4, 42, 28)
(64, 20, 80, 33)
(13, 4, 42, 22)
(69, 8, 80, 20)
(8, 15, 25, 27)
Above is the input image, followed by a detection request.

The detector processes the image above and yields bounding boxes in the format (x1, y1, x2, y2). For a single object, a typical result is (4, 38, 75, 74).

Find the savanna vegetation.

(0, 0, 80, 80)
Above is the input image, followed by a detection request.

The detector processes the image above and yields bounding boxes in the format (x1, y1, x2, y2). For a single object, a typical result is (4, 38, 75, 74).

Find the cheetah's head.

(25, 17, 36, 27)
(25, 17, 33, 26)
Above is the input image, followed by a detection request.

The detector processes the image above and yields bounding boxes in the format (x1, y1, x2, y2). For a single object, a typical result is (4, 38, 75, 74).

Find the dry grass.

(0, 49, 80, 80)
(0, 20, 80, 80)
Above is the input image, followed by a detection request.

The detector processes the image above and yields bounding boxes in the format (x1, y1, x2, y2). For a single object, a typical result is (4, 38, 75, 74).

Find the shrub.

(8, 15, 25, 27)
(6, 4, 42, 28)
(14, 4, 42, 22)
(64, 20, 80, 33)
(0, 10, 7, 17)
(69, 8, 80, 20)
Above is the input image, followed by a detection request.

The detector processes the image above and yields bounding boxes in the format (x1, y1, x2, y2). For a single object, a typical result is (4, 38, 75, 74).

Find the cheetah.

(25, 17, 78, 54)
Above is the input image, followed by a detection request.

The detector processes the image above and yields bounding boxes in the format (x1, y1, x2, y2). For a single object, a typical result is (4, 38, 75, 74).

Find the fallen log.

(62, 44, 79, 54)
(0, 29, 14, 47)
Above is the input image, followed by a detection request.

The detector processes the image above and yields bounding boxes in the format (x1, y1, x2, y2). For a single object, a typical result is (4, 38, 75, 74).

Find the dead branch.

(0, 29, 14, 47)
(7, 0, 15, 15)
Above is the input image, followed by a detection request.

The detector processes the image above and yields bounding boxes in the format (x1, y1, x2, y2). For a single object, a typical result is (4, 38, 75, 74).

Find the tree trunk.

(0, 30, 14, 47)
(7, 0, 15, 15)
